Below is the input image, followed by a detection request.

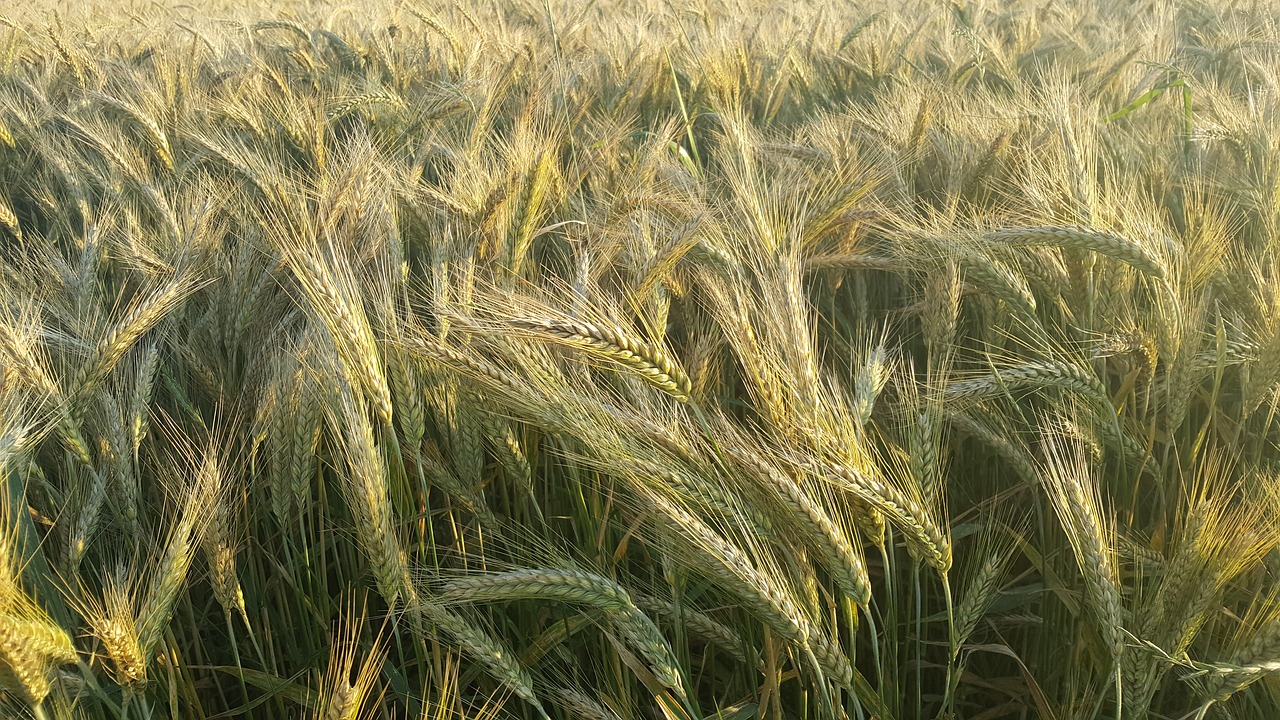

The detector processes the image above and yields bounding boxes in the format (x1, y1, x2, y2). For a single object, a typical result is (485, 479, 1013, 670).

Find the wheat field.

(1, 0, 1279, 718)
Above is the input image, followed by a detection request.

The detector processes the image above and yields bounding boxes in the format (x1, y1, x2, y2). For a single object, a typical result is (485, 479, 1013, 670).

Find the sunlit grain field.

(2, 1, 1280, 718)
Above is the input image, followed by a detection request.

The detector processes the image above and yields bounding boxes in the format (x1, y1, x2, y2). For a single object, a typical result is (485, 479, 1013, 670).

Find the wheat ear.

(815, 459, 952, 573)
(416, 602, 546, 718)
(1041, 435, 1126, 663)
(70, 275, 200, 418)
(986, 225, 1164, 278)
(137, 447, 222, 657)
(332, 381, 411, 606)
(634, 595, 748, 662)
(944, 360, 1107, 403)
(642, 491, 811, 646)
(0, 615, 79, 707)
(439, 568, 632, 609)
(731, 447, 871, 605)
(510, 318, 692, 401)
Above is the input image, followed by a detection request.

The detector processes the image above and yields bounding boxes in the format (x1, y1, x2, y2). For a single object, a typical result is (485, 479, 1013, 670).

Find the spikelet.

(0, 322, 93, 465)
(697, 274, 796, 431)
(388, 347, 426, 451)
(438, 566, 682, 694)
(292, 409, 326, 518)
(634, 595, 748, 662)
(630, 457, 774, 539)
(549, 687, 621, 720)
(606, 608, 684, 696)
(481, 412, 537, 510)
(963, 130, 1011, 196)
(947, 410, 1039, 485)
(90, 93, 174, 172)
(851, 344, 890, 430)
(99, 392, 141, 541)
(405, 6, 465, 61)
(954, 552, 1007, 650)
(284, 361, 326, 525)
(278, 239, 394, 427)
(808, 630, 855, 690)
(803, 253, 901, 273)
(637, 214, 704, 298)
(129, 343, 160, 454)
(0, 495, 79, 709)
(953, 519, 1020, 653)
(405, 334, 526, 398)
(202, 484, 246, 623)
(70, 274, 202, 418)
(81, 573, 147, 688)
(0, 615, 78, 707)
(1009, 246, 1072, 298)
(1200, 590, 1280, 702)
(640, 490, 811, 646)
(1126, 468, 1272, 715)
(955, 246, 1037, 315)
(46, 29, 88, 87)
(450, 389, 487, 491)
(509, 147, 556, 278)
(921, 261, 962, 349)
(67, 462, 108, 573)
(908, 410, 943, 506)
(264, 368, 295, 531)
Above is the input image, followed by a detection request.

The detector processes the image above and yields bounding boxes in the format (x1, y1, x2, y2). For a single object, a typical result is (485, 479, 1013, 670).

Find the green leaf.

(192, 665, 316, 715)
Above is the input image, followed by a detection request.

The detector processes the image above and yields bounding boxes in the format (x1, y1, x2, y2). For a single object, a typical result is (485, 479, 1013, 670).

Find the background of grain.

(2, 1, 1280, 718)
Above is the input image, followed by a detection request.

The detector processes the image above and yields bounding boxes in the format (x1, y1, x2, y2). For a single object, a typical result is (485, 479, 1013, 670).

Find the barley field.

(1, 0, 1279, 718)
